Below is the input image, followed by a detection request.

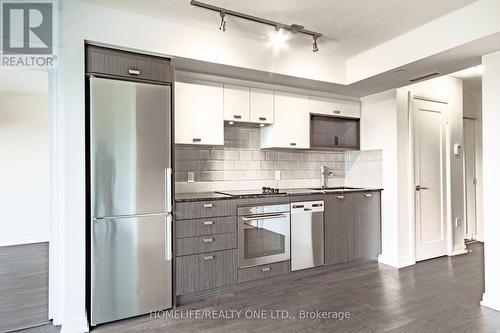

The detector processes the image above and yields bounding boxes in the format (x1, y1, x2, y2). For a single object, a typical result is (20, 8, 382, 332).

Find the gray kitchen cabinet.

(175, 199, 236, 220)
(310, 115, 360, 150)
(86, 45, 172, 82)
(354, 191, 381, 259)
(176, 249, 237, 296)
(175, 233, 237, 256)
(176, 216, 237, 238)
(324, 193, 355, 265)
(238, 261, 290, 283)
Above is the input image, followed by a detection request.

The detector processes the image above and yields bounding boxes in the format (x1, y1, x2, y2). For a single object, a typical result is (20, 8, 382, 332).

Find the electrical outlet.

(455, 217, 462, 227)
(187, 172, 195, 183)
(275, 170, 281, 181)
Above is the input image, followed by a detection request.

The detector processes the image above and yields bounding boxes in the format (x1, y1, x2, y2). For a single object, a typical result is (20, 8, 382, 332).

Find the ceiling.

(0, 69, 48, 95)
(83, 0, 477, 58)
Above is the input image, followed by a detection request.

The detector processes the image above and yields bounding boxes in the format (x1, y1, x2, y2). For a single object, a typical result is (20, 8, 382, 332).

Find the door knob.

(415, 185, 429, 191)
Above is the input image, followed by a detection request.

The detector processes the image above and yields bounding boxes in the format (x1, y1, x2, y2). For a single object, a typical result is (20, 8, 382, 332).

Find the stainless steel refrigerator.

(89, 76, 172, 326)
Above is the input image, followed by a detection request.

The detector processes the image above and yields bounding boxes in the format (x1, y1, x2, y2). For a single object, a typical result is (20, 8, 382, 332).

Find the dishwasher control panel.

(291, 201, 324, 213)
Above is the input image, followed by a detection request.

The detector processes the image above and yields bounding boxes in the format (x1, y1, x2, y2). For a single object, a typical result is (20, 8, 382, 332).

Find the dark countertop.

(174, 192, 232, 202)
(175, 187, 383, 202)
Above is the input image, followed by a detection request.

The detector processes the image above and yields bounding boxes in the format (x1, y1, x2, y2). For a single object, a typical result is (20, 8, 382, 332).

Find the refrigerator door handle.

(165, 214, 172, 260)
(165, 168, 172, 213)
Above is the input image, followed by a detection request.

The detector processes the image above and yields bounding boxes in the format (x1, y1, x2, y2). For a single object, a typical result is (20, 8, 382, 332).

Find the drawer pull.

(333, 110, 341, 114)
(336, 195, 344, 199)
(261, 267, 271, 272)
(203, 221, 214, 225)
(203, 203, 214, 208)
(192, 138, 202, 143)
(203, 255, 214, 261)
(128, 69, 141, 75)
(233, 114, 242, 119)
(203, 238, 214, 243)
(290, 142, 297, 146)
(259, 117, 267, 121)
(364, 193, 372, 198)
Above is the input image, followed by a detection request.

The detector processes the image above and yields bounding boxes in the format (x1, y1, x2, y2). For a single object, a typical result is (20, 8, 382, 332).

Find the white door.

(413, 98, 448, 261)
(463, 118, 477, 240)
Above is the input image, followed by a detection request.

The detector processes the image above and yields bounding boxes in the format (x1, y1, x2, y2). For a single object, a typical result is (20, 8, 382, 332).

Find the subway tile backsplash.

(175, 125, 383, 193)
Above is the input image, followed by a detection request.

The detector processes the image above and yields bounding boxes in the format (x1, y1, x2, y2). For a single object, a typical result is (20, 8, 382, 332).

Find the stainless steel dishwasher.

(290, 200, 324, 271)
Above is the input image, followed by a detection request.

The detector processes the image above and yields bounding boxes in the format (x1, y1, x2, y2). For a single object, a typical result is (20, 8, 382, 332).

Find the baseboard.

(481, 293, 500, 312)
(0, 236, 49, 247)
(378, 254, 415, 269)
(450, 244, 468, 256)
(60, 317, 89, 333)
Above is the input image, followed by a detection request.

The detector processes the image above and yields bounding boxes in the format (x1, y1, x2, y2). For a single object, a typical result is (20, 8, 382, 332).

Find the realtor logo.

(2, 1, 53, 54)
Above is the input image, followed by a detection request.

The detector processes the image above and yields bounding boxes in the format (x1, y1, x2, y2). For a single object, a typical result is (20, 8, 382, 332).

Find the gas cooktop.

(215, 187, 286, 197)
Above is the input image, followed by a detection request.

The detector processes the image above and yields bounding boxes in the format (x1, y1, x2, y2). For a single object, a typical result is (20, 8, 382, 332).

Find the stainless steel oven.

(238, 204, 290, 268)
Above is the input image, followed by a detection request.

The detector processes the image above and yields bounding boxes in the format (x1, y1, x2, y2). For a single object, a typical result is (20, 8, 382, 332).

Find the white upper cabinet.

(260, 92, 310, 149)
(309, 96, 361, 118)
(250, 88, 274, 124)
(223, 84, 250, 122)
(175, 80, 224, 145)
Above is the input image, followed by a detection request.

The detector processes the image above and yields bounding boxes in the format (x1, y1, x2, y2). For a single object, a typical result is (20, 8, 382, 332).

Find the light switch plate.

(187, 172, 195, 183)
(455, 217, 462, 227)
(275, 170, 281, 181)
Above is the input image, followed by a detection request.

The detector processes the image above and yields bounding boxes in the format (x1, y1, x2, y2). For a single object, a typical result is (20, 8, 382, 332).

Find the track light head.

(312, 35, 319, 52)
(219, 11, 226, 32)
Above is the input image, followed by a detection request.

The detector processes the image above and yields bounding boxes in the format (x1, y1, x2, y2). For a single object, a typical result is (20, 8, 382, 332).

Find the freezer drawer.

(91, 214, 172, 326)
(290, 201, 325, 271)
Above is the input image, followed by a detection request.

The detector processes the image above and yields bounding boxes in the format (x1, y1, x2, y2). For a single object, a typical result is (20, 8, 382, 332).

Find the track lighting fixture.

(312, 36, 319, 52)
(191, 0, 322, 53)
(219, 11, 226, 32)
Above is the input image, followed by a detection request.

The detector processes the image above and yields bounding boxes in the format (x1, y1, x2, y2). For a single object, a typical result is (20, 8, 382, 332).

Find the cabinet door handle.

(336, 195, 344, 199)
(192, 138, 202, 143)
(203, 255, 214, 261)
(203, 238, 214, 243)
(203, 203, 214, 208)
(261, 267, 271, 272)
(364, 193, 372, 198)
(128, 69, 141, 75)
(233, 114, 242, 119)
(203, 220, 213, 225)
(333, 110, 341, 114)
(259, 117, 267, 121)
(290, 142, 297, 146)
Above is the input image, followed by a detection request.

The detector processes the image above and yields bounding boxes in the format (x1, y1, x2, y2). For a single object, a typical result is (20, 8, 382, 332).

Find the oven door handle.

(241, 213, 288, 222)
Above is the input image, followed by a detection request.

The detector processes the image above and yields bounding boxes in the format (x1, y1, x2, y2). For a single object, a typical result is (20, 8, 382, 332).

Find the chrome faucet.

(320, 165, 333, 189)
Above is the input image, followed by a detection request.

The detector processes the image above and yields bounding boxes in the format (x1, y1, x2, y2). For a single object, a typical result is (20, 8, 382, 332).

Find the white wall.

(360, 90, 401, 267)
(0, 92, 49, 246)
(480, 50, 500, 312)
(361, 76, 465, 268)
(463, 85, 484, 242)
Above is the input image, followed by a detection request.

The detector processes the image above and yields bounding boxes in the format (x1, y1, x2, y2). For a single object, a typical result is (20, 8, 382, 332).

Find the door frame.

(409, 94, 451, 263)
(463, 116, 478, 240)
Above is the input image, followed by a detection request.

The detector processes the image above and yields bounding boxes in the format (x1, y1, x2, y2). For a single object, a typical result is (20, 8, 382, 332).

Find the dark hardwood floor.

(22, 242, 500, 333)
(0, 243, 50, 333)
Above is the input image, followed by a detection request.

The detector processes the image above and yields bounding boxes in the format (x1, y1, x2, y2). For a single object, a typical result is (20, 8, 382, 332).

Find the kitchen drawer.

(86, 45, 172, 82)
(176, 216, 236, 239)
(176, 233, 237, 256)
(175, 200, 236, 220)
(176, 249, 237, 295)
(238, 261, 290, 283)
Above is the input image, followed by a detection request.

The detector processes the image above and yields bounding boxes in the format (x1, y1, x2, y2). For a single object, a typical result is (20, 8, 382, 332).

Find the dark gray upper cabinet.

(85, 45, 172, 83)
(310, 115, 360, 150)
(354, 191, 381, 259)
(324, 193, 355, 265)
